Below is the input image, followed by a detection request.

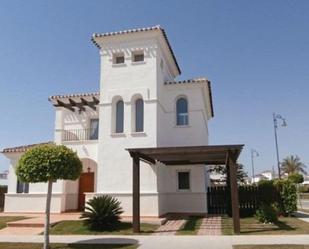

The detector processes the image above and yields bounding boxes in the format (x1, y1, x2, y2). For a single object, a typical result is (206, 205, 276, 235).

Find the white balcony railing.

(62, 129, 98, 141)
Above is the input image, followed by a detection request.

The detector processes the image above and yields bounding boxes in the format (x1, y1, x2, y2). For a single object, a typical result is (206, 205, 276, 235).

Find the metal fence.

(62, 129, 98, 141)
(207, 185, 279, 217)
(0, 186, 7, 212)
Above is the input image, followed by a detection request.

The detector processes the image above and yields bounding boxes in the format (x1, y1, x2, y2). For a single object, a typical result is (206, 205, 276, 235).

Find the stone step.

(0, 227, 43, 235)
(7, 218, 57, 228)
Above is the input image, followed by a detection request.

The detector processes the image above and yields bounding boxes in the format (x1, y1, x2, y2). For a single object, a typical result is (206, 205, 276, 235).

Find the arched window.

(115, 100, 124, 133)
(176, 97, 188, 126)
(135, 99, 144, 132)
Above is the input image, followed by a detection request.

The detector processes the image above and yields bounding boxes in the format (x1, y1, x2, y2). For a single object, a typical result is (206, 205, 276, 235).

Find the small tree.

(281, 155, 307, 175)
(16, 144, 82, 249)
(288, 173, 304, 184)
(208, 163, 248, 184)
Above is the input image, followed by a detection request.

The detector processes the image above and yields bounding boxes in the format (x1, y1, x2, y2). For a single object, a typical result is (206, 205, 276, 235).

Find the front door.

(78, 172, 94, 211)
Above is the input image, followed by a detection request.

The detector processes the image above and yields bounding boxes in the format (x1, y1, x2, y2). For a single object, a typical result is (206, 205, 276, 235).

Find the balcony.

(62, 129, 98, 142)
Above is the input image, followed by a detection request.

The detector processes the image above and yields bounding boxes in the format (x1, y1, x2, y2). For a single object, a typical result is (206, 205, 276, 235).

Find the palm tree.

(281, 155, 307, 175)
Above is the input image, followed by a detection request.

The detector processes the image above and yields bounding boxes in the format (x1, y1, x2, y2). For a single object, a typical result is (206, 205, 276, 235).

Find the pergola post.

(228, 152, 240, 234)
(132, 153, 140, 233)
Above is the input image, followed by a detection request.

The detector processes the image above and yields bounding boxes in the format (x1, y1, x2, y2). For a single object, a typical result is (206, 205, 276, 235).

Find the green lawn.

(234, 246, 309, 249)
(0, 216, 27, 230)
(177, 216, 203, 235)
(0, 243, 137, 249)
(222, 216, 309, 235)
(49, 220, 158, 235)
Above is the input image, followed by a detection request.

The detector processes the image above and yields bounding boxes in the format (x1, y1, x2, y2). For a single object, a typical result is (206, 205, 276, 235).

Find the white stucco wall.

(4, 193, 64, 213)
(97, 35, 159, 197)
(4, 152, 66, 213)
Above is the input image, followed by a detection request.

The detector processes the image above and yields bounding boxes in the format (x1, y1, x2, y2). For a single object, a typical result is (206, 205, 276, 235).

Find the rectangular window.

(178, 171, 190, 190)
(89, 119, 99, 140)
(113, 53, 125, 64)
(16, 181, 29, 193)
(132, 51, 144, 62)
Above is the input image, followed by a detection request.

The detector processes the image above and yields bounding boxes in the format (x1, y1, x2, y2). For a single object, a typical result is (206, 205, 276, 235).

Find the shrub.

(288, 173, 304, 184)
(81, 195, 123, 231)
(258, 180, 277, 205)
(281, 180, 297, 216)
(255, 204, 278, 223)
(274, 179, 297, 216)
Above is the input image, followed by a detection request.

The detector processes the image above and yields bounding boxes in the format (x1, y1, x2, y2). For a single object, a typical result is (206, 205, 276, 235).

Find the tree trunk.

(43, 180, 53, 249)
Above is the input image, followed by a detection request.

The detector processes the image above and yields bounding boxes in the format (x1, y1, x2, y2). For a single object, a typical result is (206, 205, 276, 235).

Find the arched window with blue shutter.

(115, 100, 124, 133)
(176, 97, 188, 126)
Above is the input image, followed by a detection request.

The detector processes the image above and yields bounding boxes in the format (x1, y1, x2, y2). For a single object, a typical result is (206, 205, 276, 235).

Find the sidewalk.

(0, 235, 309, 249)
(295, 211, 309, 223)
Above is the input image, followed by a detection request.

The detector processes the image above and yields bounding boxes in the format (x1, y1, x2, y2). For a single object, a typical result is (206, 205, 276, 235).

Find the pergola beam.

(81, 98, 97, 111)
(56, 100, 75, 112)
(68, 98, 86, 112)
(53, 96, 99, 113)
(93, 96, 100, 105)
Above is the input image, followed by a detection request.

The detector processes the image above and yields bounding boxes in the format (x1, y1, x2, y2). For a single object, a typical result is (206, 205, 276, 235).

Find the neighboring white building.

(0, 170, 8, 186)
(301, 175, 309, 185)
(251, 170, 277, 183)
(2, 26, 215, 216)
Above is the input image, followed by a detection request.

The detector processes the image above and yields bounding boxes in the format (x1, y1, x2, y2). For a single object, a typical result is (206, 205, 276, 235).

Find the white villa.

(2, 26, 242, 221)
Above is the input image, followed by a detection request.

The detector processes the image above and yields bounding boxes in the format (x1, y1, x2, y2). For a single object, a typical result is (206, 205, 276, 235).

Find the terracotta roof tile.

(2, 142, 53, 153)
(48, 92, 99, 101)
(164, 78, 210, 85)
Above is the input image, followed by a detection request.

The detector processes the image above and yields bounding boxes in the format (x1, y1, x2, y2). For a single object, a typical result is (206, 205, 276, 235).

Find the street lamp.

(273, 113, 287, 179)
(251, 149, 259, 184)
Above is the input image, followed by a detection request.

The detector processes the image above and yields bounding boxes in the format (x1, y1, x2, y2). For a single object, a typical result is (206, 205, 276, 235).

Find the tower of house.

(92, 26, 213, 216)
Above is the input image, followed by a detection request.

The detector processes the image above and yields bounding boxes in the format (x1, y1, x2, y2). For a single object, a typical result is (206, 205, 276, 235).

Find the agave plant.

(81, 195, 123, 231)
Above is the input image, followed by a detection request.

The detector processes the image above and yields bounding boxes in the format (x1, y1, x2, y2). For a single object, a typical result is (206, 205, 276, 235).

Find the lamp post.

(273, 113, 287, 179)
(251, 149, 259, 184)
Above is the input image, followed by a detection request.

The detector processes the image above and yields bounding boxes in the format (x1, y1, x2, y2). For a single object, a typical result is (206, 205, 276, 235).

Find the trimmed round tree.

(16, 144, 82, 249)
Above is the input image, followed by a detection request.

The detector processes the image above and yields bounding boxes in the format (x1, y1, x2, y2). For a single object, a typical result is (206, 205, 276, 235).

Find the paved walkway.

(153, 216, 186, 235)
(0, 234, 309, 249)
(295, 211, 309, 223)
(0, 213, 81, 235)
(198, 215, 222, 235)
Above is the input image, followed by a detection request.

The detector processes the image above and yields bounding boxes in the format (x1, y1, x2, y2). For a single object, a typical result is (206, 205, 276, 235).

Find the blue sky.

(0, 0, 308, 177)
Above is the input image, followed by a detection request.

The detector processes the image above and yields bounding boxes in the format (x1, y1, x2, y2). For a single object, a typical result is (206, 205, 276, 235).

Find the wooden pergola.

(127, 144, 244, 234)
(49, 93, 100, 113)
